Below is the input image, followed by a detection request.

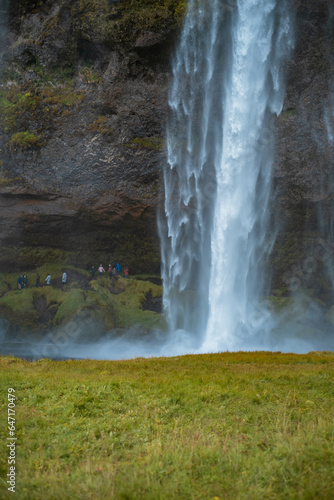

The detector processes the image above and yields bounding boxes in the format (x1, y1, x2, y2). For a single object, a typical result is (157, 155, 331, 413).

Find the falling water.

(160, 0, 294, 350)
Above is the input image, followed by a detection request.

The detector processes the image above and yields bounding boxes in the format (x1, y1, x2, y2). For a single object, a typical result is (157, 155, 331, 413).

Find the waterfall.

(160, 0, 294, 350)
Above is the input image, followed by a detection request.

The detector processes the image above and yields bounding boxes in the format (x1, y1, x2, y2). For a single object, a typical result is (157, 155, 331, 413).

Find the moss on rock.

(77, 0, 186, 45)
(9, 130, 42, 149)
(111, 277, 165, 331)
(0, 265, 164, 334)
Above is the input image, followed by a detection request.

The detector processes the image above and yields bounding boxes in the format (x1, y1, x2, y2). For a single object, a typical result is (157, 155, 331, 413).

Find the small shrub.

(88, 116, 113, 135)
(9, 131, 41, 150)
(79, 66, 102, 84)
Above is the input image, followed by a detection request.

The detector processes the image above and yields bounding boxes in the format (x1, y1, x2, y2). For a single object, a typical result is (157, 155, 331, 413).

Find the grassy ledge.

(0, 266, 164, 333)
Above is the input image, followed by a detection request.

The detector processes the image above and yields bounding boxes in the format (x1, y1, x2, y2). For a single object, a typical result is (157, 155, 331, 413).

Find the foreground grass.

(0, 352, 333, 499)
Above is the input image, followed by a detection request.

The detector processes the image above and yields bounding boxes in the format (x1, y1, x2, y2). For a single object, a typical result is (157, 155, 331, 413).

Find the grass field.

(0, 352, 333, 499)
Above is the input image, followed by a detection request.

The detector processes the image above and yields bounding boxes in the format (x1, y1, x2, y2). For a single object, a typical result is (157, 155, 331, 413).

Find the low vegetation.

(126, 136, 165, 150)
(9, 131, 41, 150)
(0, 352, 333, 499)
(0, 82, 86, 150)
(77, 0, 187, 44)
(88, 116, 113, 135)
(0, 265, 163, 333)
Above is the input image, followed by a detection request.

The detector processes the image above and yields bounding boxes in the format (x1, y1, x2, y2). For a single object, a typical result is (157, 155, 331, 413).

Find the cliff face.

(0, 0, 333, 294)
(0, 0, 185, 272)
(271, 0, 334, 300)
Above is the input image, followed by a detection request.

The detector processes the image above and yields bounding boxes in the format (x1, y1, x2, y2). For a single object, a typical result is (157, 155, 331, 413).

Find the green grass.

(0, 267, 163, 332)
(112, 277, 165, 330)
(0, 352, 333, 499)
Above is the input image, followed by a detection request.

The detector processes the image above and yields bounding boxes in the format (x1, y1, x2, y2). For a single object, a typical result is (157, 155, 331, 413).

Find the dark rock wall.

(0, 0, 184, 272)
(271, 0, 334, 301)
(1, 0, 334, 294)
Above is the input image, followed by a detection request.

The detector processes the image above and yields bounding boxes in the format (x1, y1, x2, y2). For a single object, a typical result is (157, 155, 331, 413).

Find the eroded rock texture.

(271, 0, 334, 300)
(0, 0, 183, 272)
(0, 0, 333, 300)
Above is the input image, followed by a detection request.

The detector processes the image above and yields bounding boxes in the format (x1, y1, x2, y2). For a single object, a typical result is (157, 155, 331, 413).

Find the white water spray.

(160, 0, 294, 350)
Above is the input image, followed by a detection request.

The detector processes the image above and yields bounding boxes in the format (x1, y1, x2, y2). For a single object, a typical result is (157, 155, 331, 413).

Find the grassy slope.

(0, 267, 164, 332)
(0, 352, 333, 499)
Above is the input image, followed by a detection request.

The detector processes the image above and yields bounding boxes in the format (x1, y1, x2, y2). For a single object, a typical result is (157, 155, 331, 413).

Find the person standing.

(124, 267, 129, 278)
(108, 264, 112, 279)
(35, 273, 40, 287)
(45, 274, 51, 285)
(62, 271, 67, 285)
(17, 275, 22, 290)
(23, 275, 28, 288)
(116, 262, 121, 275)
(98, 264, 105, 276)
(91, 266, 96, 279)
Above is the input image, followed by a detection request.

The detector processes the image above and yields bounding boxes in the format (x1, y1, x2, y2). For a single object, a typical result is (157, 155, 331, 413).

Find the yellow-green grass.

(0, 352, 333, 499)
(112, 277, 165, 331)
(0, 268, 163, 331)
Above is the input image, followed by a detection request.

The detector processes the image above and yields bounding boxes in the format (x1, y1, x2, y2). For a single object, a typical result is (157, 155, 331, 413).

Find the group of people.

(91, 263, 129, 279)
(17, 275, 28, 289)
(17, 271, 67, 289)
(16, 263, 129, 290)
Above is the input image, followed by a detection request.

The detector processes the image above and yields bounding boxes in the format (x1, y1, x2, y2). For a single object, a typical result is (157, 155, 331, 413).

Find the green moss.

(34, 286, 64, 305)
(112, 277, 165, 331)
(268, 295, 292, 309)
(40, 86, 85, 107)
(54, 289, 85, 325)
(0, 261, 166, 332)
(279, 108, 297, 121)
(77, 0, 186, 45)
(79, 66, 102, 84)
(88, 116, 113, 135)
(126, 136, 165, 149)
(85, 281, 115, 328)
(0, 288, 39, 327)
(0, 281, 9, 297)
(0, 177, 21, 185)
(0, 82, 86, 149)
(9, 131, 41, 150)
(0, 285, 69, 329)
